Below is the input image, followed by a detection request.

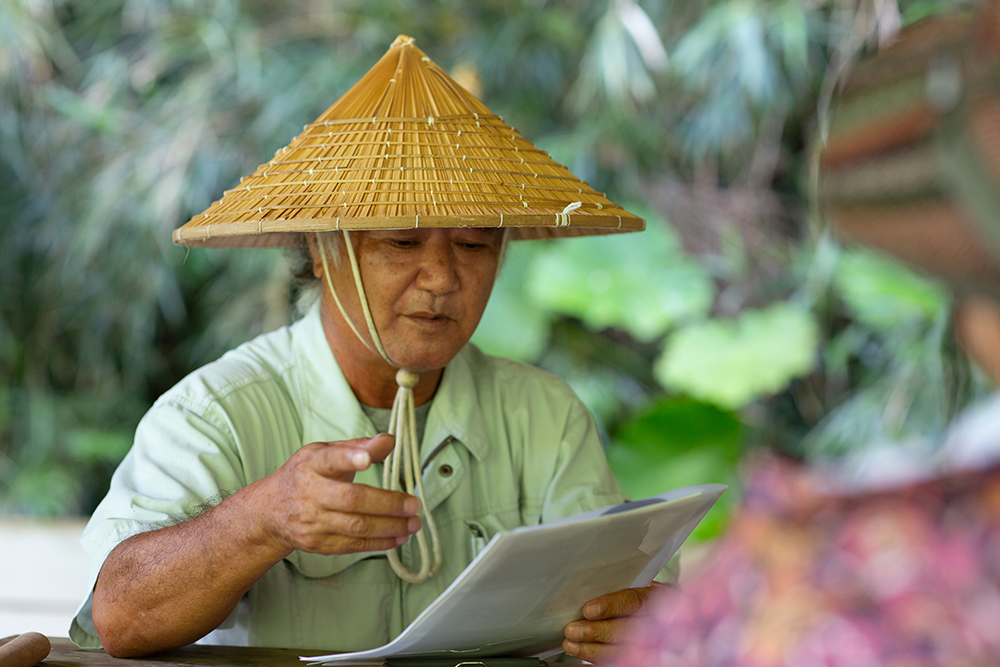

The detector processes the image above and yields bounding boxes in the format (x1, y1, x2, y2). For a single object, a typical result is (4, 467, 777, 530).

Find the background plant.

(1, 0, 985, 533)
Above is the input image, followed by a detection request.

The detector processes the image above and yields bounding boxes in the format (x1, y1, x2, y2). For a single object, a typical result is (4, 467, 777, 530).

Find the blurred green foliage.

(655, 301, 818, 410)
(0, 0, 986, 521)
(607, 397, 742, 539)
(525, 207, 713, 342)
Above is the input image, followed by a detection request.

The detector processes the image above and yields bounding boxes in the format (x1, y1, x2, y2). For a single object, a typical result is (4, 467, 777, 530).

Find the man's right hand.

(259, 433, 423, 556)
(93, 433, 422, 657)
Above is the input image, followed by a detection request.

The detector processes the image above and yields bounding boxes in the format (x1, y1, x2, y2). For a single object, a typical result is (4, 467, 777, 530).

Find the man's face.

(325, 228, 502, 373)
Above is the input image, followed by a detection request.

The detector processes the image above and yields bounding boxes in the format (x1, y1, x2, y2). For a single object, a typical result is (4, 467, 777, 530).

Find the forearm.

(91, 435, 419, 657)
(92, 478, 289, 657)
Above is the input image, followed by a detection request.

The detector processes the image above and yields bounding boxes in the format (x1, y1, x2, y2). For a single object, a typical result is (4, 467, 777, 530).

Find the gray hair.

(286, 232, 342, 316)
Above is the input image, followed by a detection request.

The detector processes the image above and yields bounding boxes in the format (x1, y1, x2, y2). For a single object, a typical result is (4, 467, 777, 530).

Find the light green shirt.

(71, 303, 625, 651)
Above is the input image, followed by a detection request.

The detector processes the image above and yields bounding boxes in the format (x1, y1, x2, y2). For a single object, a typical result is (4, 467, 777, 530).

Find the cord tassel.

(384, 369, 442, 583)
(318, 233, 442, 584)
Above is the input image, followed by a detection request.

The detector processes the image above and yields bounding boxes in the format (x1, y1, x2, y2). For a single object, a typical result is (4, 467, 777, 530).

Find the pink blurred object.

(615, 453, 1000, 667)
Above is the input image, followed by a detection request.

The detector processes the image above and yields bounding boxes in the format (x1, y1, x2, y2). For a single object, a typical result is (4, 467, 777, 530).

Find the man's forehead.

(361, 228, 502, 242)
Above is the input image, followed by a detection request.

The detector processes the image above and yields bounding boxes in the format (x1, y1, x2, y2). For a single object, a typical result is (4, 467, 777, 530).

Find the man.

(70, 36, 658, 663)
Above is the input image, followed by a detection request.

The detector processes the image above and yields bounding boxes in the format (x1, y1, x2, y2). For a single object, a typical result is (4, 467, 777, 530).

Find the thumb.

(360, 433, 396, 464)
(309, 435, 393, 481)
(583, 586, 655, 621)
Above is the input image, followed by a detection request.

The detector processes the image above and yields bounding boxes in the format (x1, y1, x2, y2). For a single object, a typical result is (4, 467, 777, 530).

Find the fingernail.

(404, 497, 421, 515)
(584, 602, 603, 619)
(563, 641, 579, 656)
(565, 623, 583, 641)
(352, 451, 370, 468)
(408, 516, 423, 533)
(396, 535, 409, 546)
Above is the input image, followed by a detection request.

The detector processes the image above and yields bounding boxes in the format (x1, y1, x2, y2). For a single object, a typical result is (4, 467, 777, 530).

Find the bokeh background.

(0, 0, 989, 545)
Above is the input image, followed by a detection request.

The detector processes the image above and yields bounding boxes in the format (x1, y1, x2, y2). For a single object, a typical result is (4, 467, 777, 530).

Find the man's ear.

(305, 233, 323, 278)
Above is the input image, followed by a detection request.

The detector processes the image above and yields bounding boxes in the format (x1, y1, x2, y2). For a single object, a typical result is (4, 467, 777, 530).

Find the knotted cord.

(317, 232, 440, 584)
(316, 229, 508, 583)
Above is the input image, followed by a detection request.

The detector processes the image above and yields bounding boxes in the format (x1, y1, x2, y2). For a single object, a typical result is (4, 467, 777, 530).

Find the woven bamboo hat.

(173, 35, 644, 248)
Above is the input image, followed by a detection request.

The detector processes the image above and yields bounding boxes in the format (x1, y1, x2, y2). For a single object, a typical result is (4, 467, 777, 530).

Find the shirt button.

(439, 464, 454, 477)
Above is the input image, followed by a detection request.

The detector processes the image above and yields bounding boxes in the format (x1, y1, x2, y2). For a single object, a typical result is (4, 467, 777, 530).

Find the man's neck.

(318, 302, 443, 409)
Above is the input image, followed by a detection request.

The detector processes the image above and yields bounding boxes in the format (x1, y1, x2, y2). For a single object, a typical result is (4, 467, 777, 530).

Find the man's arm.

(92, 434, 421, 658)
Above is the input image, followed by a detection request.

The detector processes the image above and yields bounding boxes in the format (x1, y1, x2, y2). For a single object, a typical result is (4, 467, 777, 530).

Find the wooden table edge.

(0, 636, 341, 667)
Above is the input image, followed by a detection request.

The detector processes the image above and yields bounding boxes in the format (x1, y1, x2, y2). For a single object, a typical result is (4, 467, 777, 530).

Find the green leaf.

(568, 0, 664, 115)
(527, 213, 713, 342)
(834, 250, 948, 331)
(617, 396, 743, 458)
(655, 303, 819, 409)
(607, 397, 742, 540)
(472, 242, 552, 362)
(774, 0, 811, 81)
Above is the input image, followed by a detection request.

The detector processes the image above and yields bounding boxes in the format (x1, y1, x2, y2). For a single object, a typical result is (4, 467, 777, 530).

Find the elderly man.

(70, 36, 658, 663)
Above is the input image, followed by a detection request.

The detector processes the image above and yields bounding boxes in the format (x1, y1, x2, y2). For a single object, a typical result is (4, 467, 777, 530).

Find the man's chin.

(387, 340, 469, 374)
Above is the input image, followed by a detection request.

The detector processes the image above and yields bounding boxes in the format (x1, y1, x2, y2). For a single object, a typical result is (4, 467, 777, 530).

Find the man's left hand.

(562, 583, 664, 664)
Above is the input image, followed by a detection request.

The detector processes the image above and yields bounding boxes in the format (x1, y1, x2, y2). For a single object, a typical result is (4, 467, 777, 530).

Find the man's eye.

(457, 238, 497, 251)
(389, 239, 419, 249)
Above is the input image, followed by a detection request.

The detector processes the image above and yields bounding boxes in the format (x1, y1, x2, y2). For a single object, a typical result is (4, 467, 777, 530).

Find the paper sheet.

(305, 484, 726, 664)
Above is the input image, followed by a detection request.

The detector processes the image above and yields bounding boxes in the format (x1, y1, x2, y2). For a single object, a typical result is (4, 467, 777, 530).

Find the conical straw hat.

(174, 35, 644, 248)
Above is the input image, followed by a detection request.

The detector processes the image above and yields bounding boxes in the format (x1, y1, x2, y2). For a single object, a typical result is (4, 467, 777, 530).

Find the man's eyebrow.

(463, 229, 502, 240)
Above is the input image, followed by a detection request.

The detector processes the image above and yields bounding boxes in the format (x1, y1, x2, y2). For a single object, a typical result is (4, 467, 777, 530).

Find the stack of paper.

(305, 484, 726, 664)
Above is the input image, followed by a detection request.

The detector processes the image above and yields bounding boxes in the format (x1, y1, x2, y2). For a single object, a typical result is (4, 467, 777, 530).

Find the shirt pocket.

(465, 519, 490, 558)
(464, 511, 517, 560)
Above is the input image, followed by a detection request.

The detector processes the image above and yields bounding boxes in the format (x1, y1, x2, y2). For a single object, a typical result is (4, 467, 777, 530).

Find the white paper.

(305, 484, 726, 664)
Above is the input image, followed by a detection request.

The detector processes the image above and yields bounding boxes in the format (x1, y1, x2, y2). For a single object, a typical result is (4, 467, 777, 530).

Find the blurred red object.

(615, 452, 1000, 667)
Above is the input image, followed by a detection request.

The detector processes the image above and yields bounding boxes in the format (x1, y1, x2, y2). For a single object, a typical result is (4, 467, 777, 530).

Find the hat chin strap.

(317, 232, 442, 584)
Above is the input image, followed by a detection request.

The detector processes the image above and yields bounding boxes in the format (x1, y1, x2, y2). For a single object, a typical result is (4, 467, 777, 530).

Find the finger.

(564, 617, 635, 645)
(304, 534, 413, 556)
(314, 435, 389, 450)
(582, 585, 657, 621)
(313, 444, 377, 480)
(359, 433, 396, 464)
(323, 511, 423, 540)
(313, 435, 394, 480)
(318, 480, 421, 517)
(562, 638, 623, 665)
(282, 507, 421, 554)
(314, 435, 396, 479)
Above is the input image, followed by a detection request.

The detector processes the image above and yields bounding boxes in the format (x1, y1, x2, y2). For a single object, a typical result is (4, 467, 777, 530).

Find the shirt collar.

(293, 301, 492, 464)
(293, 301, 376, 446)
(422, 344, 491, 463)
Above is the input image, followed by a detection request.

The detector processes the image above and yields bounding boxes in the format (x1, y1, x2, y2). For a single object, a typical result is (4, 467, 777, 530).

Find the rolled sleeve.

(70, 399, 245, 647)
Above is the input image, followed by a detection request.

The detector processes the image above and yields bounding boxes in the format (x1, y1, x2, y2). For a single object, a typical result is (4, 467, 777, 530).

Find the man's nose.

(416, 241, 460, 294)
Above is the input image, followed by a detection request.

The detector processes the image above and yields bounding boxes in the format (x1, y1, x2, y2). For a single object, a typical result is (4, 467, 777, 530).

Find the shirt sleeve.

(69, 397, 246, 647)
(539, 397, 627, 523)
(535, 393, 680, 586)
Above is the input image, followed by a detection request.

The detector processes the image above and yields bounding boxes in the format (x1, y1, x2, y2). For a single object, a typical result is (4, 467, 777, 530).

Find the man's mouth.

(404, 311, 453, 328)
